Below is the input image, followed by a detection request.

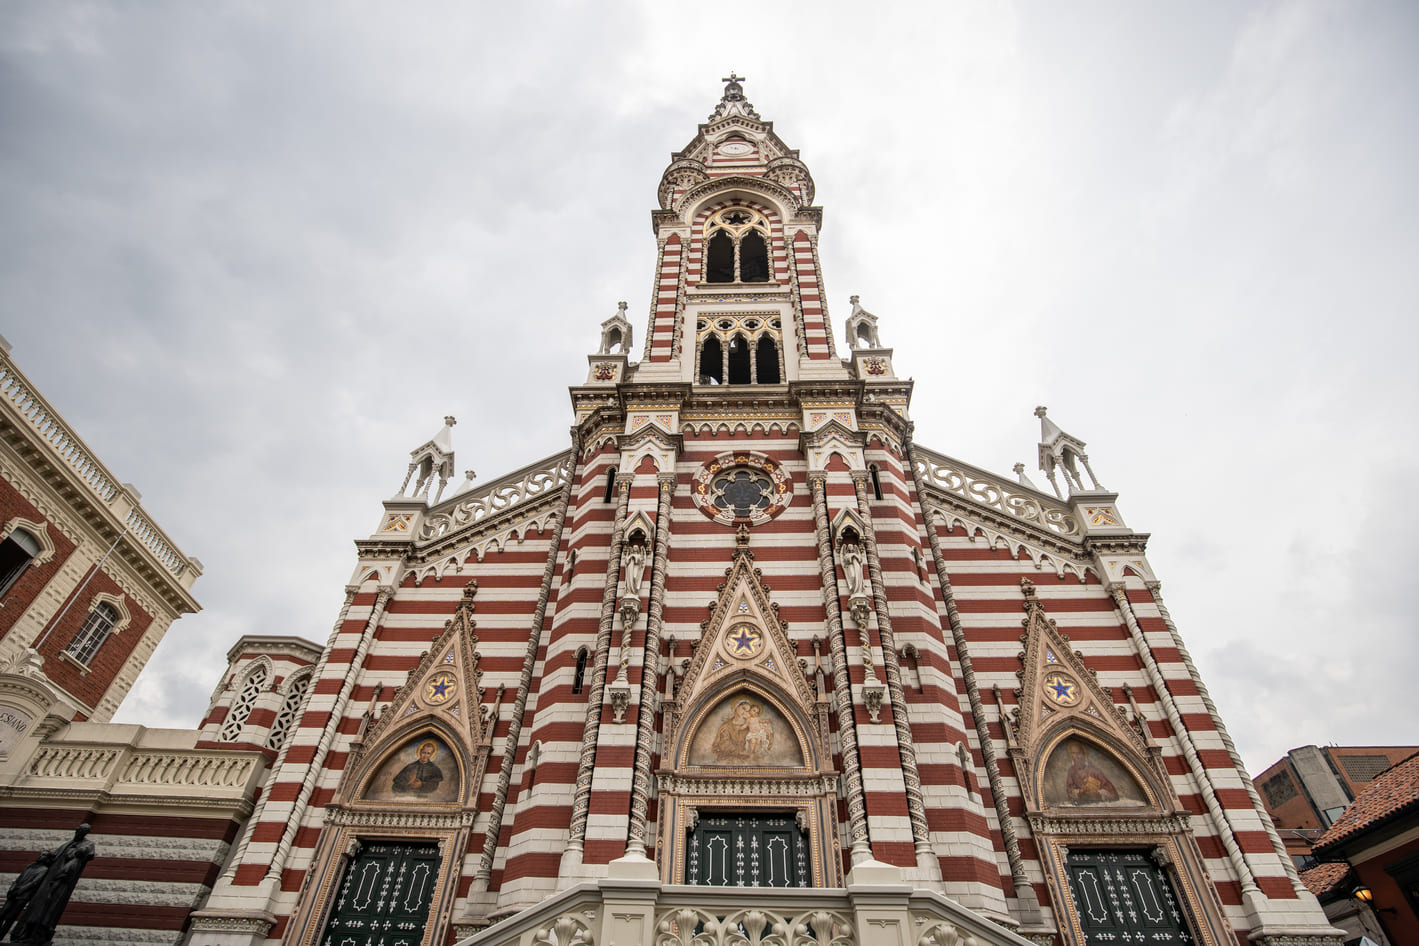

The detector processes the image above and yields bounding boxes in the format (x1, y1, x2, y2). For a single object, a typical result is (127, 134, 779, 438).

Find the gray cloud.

(2, 2, 1414, 774)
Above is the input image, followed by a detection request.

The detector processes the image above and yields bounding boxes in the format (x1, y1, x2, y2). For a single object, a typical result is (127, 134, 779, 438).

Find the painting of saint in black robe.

(364, 736, 459, 804)
(393, 739, 445, 794)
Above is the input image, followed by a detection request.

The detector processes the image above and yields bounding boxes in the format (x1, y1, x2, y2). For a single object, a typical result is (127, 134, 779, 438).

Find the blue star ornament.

(430, 678, 453, 698)
(729, 628, 758, 654)
(1048, 679, 1074, 701)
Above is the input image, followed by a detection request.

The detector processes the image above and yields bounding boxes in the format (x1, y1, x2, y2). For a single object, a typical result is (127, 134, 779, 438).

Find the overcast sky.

(2, 2, 1414, 776)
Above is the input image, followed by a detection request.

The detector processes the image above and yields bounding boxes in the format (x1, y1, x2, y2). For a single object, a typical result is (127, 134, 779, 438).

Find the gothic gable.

(1006, 578, 1168, 811)
(347, 583, 493, 806)
(666, 530, 825, 772)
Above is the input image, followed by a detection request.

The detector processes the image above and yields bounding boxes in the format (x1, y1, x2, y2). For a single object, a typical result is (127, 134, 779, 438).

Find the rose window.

(692, 452, 793, 527)
(711, 469, 773, 518)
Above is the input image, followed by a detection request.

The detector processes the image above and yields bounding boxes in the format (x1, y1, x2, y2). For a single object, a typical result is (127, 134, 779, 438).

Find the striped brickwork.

(185, 92, 1335, 946)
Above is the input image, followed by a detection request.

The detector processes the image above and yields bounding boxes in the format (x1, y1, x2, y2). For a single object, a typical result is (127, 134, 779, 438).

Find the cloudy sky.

(2, 2, 1414, 775)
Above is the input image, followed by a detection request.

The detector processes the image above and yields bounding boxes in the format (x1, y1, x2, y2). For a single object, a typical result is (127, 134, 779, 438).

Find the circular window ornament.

(719, 141, 753, 156)
(692, 451, 793, 527)
(424, 670, 458, 706)
(1042, 670, 1081, 707)
(725, 624, 764, 659)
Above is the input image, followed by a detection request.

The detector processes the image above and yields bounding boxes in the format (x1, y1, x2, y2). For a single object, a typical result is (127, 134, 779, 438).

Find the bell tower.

(633, 75, 841, 384)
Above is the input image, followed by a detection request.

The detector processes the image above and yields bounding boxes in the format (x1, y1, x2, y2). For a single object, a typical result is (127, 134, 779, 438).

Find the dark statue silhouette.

(6, 824, 95, 945)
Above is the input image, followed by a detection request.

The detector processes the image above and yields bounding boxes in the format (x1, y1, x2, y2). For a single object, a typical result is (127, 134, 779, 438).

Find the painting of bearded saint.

(1041, 738, 1147, 808)
(690, 696, 801, 767)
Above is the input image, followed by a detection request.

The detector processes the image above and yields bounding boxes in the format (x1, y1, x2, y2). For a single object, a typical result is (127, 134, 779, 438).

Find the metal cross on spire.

(710, 72, 760, 121)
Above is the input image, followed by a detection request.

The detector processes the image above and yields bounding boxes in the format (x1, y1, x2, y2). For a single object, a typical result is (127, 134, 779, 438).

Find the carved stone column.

(1109, 584, 1266, 917)
(809, 473, 872, 865)
(561, 471, 634, 876)
(906, 443, 1043, 926)
(626, 473, 676, 856)
(265, 585, 393, 885)
(472, 450, 578, 890)
(851, 472, 935, 876)
(217, 584, 360, 887)
(1145, 581, 1307, 898)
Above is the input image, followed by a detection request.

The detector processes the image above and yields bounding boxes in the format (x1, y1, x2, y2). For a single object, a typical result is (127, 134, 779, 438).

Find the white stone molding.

(422, 451, 572, 542)
(913, 446, 1081, 539)
(0, 516, 54, 567)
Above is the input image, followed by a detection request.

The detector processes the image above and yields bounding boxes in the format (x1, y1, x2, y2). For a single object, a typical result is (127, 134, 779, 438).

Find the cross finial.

(722, 73, 745, 86)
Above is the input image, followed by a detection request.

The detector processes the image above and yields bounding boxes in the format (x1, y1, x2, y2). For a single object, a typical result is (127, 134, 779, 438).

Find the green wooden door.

(320, 841, 440, 946)
(1065, 849, 1194, 944)
(688, 813, 808, 887)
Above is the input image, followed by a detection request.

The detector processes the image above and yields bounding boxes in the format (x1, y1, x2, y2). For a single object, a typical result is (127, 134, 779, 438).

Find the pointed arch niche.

(1009, 579, 1232, 946)
(655, 548, 841, 887)
(288, 588, 492, 946)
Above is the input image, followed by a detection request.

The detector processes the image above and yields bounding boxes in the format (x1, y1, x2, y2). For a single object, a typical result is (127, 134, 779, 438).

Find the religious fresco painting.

(689, 694, 802, 767)
(363, 735, 460, 804)
(1041, 737, 1148, 808)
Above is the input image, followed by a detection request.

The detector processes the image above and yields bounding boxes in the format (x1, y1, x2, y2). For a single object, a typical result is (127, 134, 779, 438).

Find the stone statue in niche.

(841, 542, 868, 599)
(10, 824, 95, 945)
(622, 540, 648, 599)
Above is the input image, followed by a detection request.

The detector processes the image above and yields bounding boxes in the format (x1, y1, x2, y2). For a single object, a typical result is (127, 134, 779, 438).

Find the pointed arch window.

(572, 648, 589, 695)
(695, 315, 783, 386)
(222, 663, 269, 741)
(701, 207, 773, 284)
(266, 669, 313, 750)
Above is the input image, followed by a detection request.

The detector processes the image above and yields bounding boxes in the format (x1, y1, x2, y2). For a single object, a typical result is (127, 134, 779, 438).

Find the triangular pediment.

(358, 582, 490, 760)
(1010, 578, 1151, 765)
(673, 531, 816, 718)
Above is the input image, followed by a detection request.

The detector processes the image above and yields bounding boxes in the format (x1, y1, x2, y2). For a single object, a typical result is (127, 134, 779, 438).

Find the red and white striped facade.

(190, 81, 1339, 946)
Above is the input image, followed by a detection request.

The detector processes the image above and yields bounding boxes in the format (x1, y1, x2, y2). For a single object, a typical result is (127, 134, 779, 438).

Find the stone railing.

(0, 345, 197, 582)
(421, 451, 573, 541)
(454, 865, 1031, 946)
(912, 446, 1080, 539)
(17, 728, 266, 803)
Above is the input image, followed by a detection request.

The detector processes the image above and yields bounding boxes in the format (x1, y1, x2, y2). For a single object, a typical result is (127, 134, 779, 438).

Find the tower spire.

(709, 73, 761, 121)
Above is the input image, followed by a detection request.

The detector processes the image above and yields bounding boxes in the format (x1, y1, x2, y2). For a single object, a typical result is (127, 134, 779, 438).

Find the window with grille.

(221, 664, 268, 741)
(1339, 754, 1395, 783)
(265, 671, 311, 749)
(64, 602, 119, 665)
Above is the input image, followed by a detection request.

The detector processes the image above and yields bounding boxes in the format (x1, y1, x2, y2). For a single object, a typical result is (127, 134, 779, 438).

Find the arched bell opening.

(726, 333, 752, 385)
(698, 335, 724, 385)
(739, 230, 770, 282)
(705, 230, 735, 283)
(755, 334, 781, 384)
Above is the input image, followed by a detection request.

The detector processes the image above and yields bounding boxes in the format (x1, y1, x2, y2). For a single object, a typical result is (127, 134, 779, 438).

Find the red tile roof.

(1314, 751, 1419, 854)
(1299, 861, 1351, 898)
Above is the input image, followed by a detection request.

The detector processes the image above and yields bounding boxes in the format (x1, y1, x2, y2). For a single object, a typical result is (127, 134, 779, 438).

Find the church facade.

(186, 80, 1340, 946)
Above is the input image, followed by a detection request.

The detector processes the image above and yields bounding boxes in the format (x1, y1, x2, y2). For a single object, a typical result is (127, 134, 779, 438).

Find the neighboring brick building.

(1255, 746, 1419, 870)
(182, 80, 1342, 946)
(0, 338, 315, 945)
(1310, 752, 1419, 945)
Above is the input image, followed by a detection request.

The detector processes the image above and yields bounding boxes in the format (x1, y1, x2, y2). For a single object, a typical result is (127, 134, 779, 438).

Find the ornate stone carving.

(421, 452, 572, 541)
(861, 681, 885, 723)
(534, 914, 595, 946)
(913, 446, 1080, 537)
